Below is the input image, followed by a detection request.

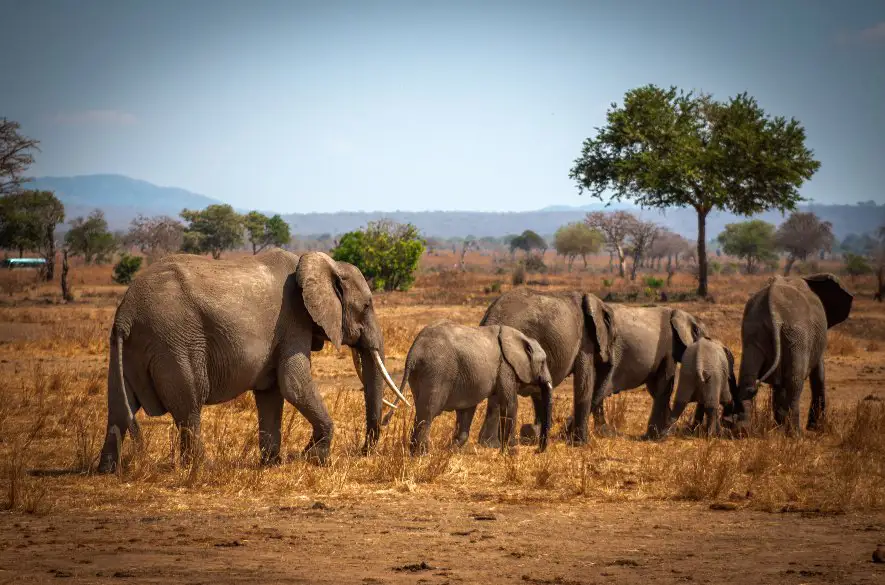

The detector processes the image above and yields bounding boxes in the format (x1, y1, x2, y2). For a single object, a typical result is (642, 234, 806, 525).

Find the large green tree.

(244, 211, 291, 254)
(718, 220, 777, 274)
(180, 204, 244, 259)
(65, 209, 117, 264)
(0, 190, 65, 279)
(569, 85, 820, 296)
(553, 222, 604, 270)
(331, 219, 425, 292)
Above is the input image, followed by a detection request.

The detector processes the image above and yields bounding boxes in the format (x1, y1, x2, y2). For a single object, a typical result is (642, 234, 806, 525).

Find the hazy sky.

(2, 0, 883, 213)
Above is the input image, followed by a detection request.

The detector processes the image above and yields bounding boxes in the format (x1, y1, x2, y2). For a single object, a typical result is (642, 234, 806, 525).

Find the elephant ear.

(582, 294, 614, 363)
(723, 344, 738, 398)
(296, 252, 343, 350)
(671, 309, 702, 363)
(499, 327, 534, 384)
(803, 273, 854, 328)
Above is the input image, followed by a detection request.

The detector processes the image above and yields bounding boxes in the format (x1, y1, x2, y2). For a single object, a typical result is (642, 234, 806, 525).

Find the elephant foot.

(96, 454, 118, 474)
(806, 419, 826, 433)
(302, 439, 332, 466)
(639, 428, 665, 441)
(259, 453, 282, 467)
(519, 423, 541, 445)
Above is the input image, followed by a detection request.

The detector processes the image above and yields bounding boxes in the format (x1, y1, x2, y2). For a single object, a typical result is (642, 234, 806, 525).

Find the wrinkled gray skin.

(393, 320, 554, 455)
(664, 337, 737, 437)
(98, 249, 401, 472)
(733, 274, 853, 434)
(478, 289, 708, 445)
(476, 290, 615, 447)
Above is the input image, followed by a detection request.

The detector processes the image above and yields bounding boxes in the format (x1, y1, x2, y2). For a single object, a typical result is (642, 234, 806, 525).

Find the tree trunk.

(784, 255, 796, 276)
(61, 249, 73, 302)
(630, 253, 640, 281)
(667, 255, 674, 286)
(608, 250, 614, 273)
(18, 247, 23, 258)
(876, 265, 884, 302)
(44, 227, 56, 282)
(582, 254, 588, 268)
(696, 209, 709, 297)
(616, 245, 626, 278)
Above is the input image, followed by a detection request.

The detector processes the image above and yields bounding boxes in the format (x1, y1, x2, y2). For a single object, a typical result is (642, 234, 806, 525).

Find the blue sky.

(2, 0, 883, 213)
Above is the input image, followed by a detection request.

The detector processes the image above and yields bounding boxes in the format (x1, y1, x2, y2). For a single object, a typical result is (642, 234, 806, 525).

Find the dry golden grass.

(0, 253, 883, 519)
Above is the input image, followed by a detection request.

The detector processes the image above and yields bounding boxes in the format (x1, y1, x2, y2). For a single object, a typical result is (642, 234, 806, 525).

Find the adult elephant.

(478, 289, 707, 445)
(732, 273, 853, 434)
(97, 249, 407, 472)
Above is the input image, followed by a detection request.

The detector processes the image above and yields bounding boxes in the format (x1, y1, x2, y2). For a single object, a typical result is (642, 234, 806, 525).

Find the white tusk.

(383, 398, 397, 409)
(372, 350, 410, 407)
(351, 349, 365, 385)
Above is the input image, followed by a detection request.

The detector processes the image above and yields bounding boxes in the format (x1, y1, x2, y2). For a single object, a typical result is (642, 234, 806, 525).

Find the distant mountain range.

(23, 174, 885, 240)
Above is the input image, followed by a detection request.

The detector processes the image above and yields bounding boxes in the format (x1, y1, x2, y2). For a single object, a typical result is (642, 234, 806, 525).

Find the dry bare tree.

(628, 219, 660, 280)
(585, 210, 639, 277)
(0, 118, 40, 195)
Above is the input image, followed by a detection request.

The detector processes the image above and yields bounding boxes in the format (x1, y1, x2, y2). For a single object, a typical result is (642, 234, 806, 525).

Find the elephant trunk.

(538, 381, 554, 453)
(357, 311, 408, 452)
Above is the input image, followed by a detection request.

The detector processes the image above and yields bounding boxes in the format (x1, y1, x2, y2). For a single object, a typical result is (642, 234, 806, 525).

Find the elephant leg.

(518, 394, 543, 446)
(642, 365, 675, 440)
(410, 407, 435, 456)
(703, 406, 721, 437)
(688, 403, 705, 433)
(589, 363, 615, 437)
(498, 391, 518, 454)
(807, 359, 826, 431)
(452, 406, 477, 449)
(783, 379, 804, 437)
(254, 389, 284, 466)
(771, 385, 788, 427)
(177, 411, 203, 466)
(278, 353, 334, 465)
(477, 393, 502, 448)
(97, 385, 142, 474)
(663, 400, 690, 437)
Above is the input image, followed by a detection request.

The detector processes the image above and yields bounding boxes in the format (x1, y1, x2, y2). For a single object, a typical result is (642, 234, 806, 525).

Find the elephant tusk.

(351, 349, 365, 385)
(372, 350, 410, 407)
(383, 398, 397, 409)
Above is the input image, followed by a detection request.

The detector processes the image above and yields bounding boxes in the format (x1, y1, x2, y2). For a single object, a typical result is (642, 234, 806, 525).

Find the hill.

(25, 174, 222, 228)
(22, 175, 885, 240)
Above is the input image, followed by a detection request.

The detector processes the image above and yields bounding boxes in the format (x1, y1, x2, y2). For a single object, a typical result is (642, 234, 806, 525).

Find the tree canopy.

(585, 210, 639, 277)
(244, 211, 291, 254)
(180, 204, 244, 259)
(65, 209, 117, 264)
(569, 84, 820, 295)
(509, 230, 547, 256)
(331, 219, 425, 292)
(125, 214, 184, 262)
(0, 118, 40, 196)
(774, 211, 834, 275)
(553, 222, 604, 270)
(718, 220, 777, 274)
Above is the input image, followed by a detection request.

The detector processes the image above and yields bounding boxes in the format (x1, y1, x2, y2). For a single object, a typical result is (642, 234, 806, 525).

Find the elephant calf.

(665, 337, 737, 437)
(388, 320, 553, 455)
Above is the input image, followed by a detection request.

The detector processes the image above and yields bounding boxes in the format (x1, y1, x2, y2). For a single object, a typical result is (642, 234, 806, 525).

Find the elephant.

(476, 288, 708, 445)
(97, 249, 407, 472)
(664, 337, 737, 437)
(384, 320, 554, 455)
(732, 273, 853, 434)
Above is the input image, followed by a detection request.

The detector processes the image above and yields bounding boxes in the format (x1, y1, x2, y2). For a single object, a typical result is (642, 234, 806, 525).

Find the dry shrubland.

(1, 251, 883, 519)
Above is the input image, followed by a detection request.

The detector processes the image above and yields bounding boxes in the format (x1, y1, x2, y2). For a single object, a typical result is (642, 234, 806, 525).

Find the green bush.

(844, 253, 872, 277)
(644, 276, 664, 289)
(112, 254, 143, 285)
(331, 220, 425, 292)
(522, 255, 547, 273)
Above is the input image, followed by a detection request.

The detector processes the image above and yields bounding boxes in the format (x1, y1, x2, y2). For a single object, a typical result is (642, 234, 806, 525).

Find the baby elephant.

(389, 320, 553, 455)
(666, 337, 738, 437)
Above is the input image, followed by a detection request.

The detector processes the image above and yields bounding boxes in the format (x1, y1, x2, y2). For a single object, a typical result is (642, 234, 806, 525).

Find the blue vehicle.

(3, 257, 47, 269)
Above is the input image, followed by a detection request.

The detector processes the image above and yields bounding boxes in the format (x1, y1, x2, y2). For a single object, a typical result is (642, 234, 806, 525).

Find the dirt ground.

(1, 258, 884, 584)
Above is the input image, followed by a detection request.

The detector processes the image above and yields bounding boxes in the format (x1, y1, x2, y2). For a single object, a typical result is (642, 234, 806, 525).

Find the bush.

(720, 262, 739, 276)
(522, 255, 547, 273)
(844, 253, 873, 277)
(112, 254, 143, 285)
(331, 220, 425, 292)
(644, 276, 664, 290)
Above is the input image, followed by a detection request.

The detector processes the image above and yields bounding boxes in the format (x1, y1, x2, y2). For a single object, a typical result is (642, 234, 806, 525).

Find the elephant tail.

(380, 350, 414, 427)
(758, 290, 782, 385)
(110, 324, 136, 436)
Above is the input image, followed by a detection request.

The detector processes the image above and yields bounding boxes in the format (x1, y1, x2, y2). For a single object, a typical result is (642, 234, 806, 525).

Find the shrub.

(844, 254, 872, 277)
(112, 254, 143, 285)
(522, 255, 547, 273)
(644, 276, 664, 290)
(331, 220, 425, 292)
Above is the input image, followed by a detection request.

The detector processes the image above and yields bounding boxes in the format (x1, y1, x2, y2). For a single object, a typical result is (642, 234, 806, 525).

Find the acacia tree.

(126, 214, 184, 262)
(244, 211, 291, 254)
(180, 204, 244, 259)
(774, 211, 835, 275)
(718, 220, 777, 274)
(628, 219, 660, 280)
(0, 118, 40, 196)
(65, 209, 117, 264)
(509, 230, 547, 259)
(585, 210, 638, 277)
(569, 85, 820, 296)
(554, 222, 604, 271)
(0, 190, 65, 279)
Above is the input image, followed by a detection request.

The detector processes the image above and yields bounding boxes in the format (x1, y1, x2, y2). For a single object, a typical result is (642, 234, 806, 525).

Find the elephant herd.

(97, 249, 854, 473)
